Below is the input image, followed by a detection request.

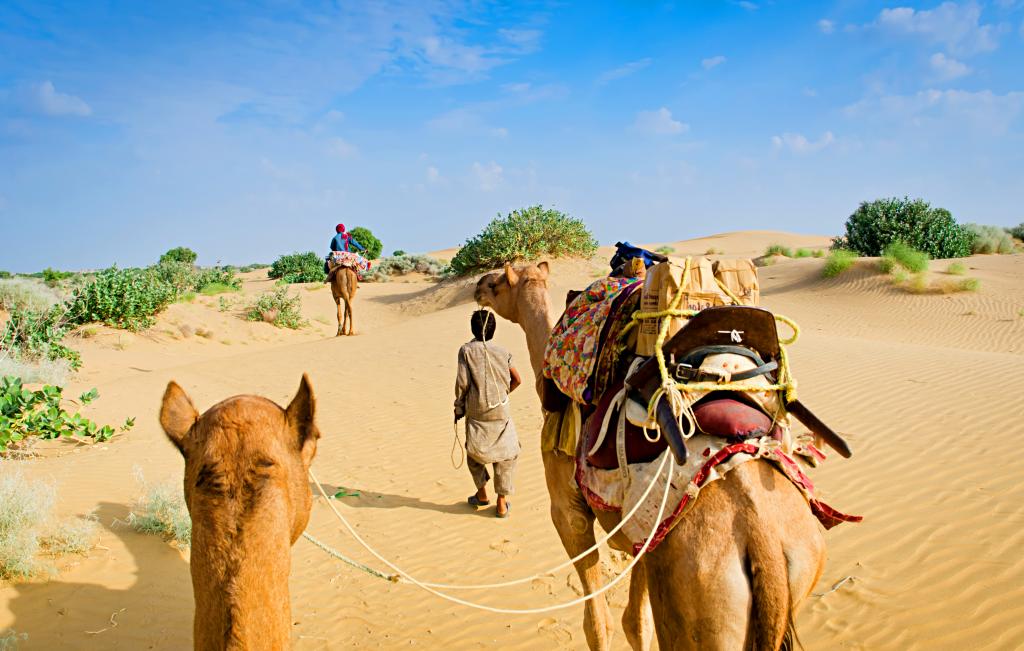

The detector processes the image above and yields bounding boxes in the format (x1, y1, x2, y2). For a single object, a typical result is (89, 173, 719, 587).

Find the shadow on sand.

(310, 481, 496, 518)
(4, 501, 193, 649)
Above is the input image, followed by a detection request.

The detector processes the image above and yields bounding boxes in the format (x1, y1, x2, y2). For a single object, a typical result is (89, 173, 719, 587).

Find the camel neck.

(516, 283, 555, 380)
(191, 523, 292, 650)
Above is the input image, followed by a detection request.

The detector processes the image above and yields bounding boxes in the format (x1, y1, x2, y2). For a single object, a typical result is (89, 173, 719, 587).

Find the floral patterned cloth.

(329, 250, 369, 271)
(543, 276, 642, 404)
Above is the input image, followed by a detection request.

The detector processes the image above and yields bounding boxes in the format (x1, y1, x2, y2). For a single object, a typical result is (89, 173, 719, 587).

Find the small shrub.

(41, 268, 74, 286)
(66, 266, 177, 331)
(811, 249, 826, 258)
(946, 262, 967, 275)
(364, 254, 446, 283)
(794, 248, 812, 258)
(43, 515, 99, 555)
(1008, 224, 1024, 240)
(764, 244, 793, 257)
(0, 271, 10, 279)
(0, 278, 62, 312)
(881, 241, 929, 273)
(966, 224, 1015, 254)
(127, 469, 191, 546)
(833, 197, 973, 258)
(199, 282, 239, 296)
(159, 247, 198, 265)
(268, 252, 325, 284)
(238, 263, 270, 273)
(392, 250, 407, 257)
(1, 629, 29, 648)
(245, 288, 307, 329)
(0, 376, 133, 452)
(348, 227, 383, 261)
(822, 249, 857, 278)
(891, 268, 910, 284)
(906, 273, 931, 294)
(0, 306, 81, 370)
(449, 205, 598, 275)
(0, 471, 55, 578)
(657, 246, 676, 255)
(0, 357, 71, 386)
(956, 278, 980, 292)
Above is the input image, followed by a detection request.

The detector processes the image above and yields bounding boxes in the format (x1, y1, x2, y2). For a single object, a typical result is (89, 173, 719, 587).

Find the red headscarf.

(336, 223, 346, 233)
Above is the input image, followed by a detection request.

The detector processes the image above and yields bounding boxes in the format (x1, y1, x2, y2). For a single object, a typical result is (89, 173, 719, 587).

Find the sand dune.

(2, 231, 1022, 649)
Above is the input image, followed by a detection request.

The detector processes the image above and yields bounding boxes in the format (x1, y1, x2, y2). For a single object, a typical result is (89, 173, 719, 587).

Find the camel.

(476, 262, 826, 651)
(330, 265, 358, 336)
(159, 374, 321, 651)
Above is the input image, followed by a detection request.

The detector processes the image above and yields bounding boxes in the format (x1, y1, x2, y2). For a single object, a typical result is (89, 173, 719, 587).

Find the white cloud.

(326, 136, 357, 158)
(872, 2, 1000, 55)
(803, 88, 819, 98)
(632, 107, 688, 136)
(929, 52, 971, 79)
(844, 88, 1024, 135)
(735, 1, 759, 10)
(597, 58, 652, 85)
(426, 165, 441, 183)
(771, 131, 835, 154)
(31, 81, 91, 116)
(472, 161, 503, 191)
(427, 108, 507, 137)
(701, 55, 727, 70)
(497, 28, 542, 53)
(818, 19, 835, 34)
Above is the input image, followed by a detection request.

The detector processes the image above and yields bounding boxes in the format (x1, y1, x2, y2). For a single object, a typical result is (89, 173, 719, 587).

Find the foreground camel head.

(474, 261, 550, 323)
(160, 374, 321, 651)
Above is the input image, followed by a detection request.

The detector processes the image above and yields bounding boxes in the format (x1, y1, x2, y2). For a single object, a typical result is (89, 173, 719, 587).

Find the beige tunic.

(454, 340, 520, 464)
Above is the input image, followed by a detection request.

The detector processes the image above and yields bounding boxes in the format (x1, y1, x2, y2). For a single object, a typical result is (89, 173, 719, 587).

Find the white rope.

(307, 453, 675, 613)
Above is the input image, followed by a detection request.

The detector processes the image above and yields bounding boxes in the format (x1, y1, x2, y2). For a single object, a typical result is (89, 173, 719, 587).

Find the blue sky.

(1, 1, 1022, 271)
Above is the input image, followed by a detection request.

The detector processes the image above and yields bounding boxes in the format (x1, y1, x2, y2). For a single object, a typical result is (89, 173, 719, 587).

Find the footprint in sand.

(537, 617, 574, 645)
(489, 538, 519, 557)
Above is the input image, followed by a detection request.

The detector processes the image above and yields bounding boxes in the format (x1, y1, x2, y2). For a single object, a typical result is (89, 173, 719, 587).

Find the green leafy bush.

(245, 287, 307, 329)
(41, 268, 74, 285)
(833, 197, 973, 258)
(160, 247, 198, 265)
(199, 282, 238, 296)
(966, 224, 1014, 254)
(946, 262, 967, 275)
(764, 244, 792, 257)
(449, 206, 598, 276)
(811, 249, 826, 258)
(794, 248, 812, 258)
(879, 241, 929, 273)
(822, 249, 857, 278)
(1, 306, 81, 371)
(392, 250, 407, 257)
(268, 252, 325, 283)
(194, 266, 241, 291)
(65, 267, 177, 331)
(1009, 224, 1024, 240)
(349, 226, 383, 260)
(0, 376, 133, 452)
(0, 271, 10, 279)
(656, 246, 676, 255)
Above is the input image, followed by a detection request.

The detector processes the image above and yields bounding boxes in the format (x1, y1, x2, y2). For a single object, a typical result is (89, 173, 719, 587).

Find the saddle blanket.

(329, 251, 369, 271)
(575, 434, 861, 555)
(543, 276, 642, 404)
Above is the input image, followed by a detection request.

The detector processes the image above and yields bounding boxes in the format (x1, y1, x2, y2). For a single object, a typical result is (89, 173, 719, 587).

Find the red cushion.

(694, 397, 775, 440)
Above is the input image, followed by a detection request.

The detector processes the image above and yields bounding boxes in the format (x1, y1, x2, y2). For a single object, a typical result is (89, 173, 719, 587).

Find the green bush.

(392, 250, 407, 257)
(0, 306, 81, 371)
(946, 262, 967, 275)
(245, 287, 307, 329)
(268, 252, 325, 284)
(238, 263, 270, 273)
(764, 244, 792, 257)
(794, 248, 812, 258)
(449, 206, 598, 276)
(966, 224, 1014, 254)
(349, 227, 383, 261)
(66, 266, 177, 331)
(1009, 224, 1024, 240)
(0, 271, 10, 279)
(0, 376, 133, 452)
(194, 266, 241, 291)
(656, 246, 675, 255)
(41, 268, 74, 285)
(199, 282, 238, 296)
(159, 247, 198, 265)
(363, 254, 446, 283)
(822, 249, 857, 278)
(880, 241, 929, 273)
(811, 249, 826, 258)
(833, 197, 973, 258)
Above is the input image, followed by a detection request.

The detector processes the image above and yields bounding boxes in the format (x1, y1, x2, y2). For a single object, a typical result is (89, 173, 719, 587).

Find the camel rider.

(324, 223, 366, 275)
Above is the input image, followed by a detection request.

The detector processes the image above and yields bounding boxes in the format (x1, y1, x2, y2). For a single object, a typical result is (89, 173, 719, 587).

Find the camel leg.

(345, 297, 355, 336)
(622, 557, 655, 651)
(543, 450, 615, 651)
(335, 296, 344, 337)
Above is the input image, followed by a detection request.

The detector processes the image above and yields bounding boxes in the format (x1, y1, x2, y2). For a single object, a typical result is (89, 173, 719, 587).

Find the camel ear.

(537, 261, 550, 279)
(504, 263, 519, 287)
(160, 381, 198, 456)
(286, 373, 320, 466)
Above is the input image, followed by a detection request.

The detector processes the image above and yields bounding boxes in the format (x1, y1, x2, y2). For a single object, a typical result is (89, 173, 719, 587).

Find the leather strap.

(673, 359, 778, 383)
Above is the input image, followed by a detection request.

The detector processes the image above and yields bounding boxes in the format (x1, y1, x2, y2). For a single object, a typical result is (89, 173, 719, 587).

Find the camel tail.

(745, 527, 794, 651)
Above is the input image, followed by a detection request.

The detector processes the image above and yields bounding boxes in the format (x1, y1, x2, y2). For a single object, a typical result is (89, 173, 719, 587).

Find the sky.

(1, 0, 1023, 271)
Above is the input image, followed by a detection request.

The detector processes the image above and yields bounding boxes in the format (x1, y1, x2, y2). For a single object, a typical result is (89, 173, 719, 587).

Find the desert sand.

(2, 230, 1023, 650)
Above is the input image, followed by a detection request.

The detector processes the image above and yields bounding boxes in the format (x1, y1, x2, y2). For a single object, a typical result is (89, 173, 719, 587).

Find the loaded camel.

(160, 374, 321, 651)
(476, 262, 826, 651)
(330, 265, 358, 336)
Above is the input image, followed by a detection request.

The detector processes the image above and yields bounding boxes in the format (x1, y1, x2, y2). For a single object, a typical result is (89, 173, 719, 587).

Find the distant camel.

(160, 374, 321, 651)
(330, 265, 358, 336)
(476, 262, 825, 651)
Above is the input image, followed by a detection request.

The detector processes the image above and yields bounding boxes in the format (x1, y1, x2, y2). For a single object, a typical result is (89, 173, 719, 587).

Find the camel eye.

(488, 282, 497, 290)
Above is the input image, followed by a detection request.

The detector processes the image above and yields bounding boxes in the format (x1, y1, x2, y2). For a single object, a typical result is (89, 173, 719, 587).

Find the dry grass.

(0, 355, 72, 385)
(127, 468, 191, 546)
(946, 262, 967, 275)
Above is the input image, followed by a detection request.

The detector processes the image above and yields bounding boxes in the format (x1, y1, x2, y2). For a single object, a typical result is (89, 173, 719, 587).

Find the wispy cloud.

(597, 58, 652, 85)
(771, 131, 835, 154)
(701, 55, 727, 70)
(472, 161, 503, 191)
(632, 107, 688, 135)
(844, 88, 1024, 135)
(818, 19, 835, 34)
(326, 137, 358, 158)
(427, 108, 508, 137)
(733, 1, 759, 11)
(929, 52, 971, 80)
(869, 2, 1001, 55)
(30, 81, 91, 117)
(426, 165, 441, 184)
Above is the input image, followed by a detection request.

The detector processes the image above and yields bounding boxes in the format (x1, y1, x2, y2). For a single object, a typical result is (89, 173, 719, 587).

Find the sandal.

(468, 495, 491, 507)
(496, 501, 511, 518)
